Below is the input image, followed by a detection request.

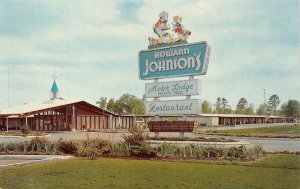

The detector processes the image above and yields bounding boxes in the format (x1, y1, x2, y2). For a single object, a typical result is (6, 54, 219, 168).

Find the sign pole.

(183, 75, 195, 121)
(154, 78, 160, 122)
(154, 78, 160, 137)
(182, 75, 195, 138)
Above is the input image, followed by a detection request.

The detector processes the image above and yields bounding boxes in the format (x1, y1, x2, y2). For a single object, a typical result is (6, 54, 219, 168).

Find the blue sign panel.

(139, 42, 211, 80)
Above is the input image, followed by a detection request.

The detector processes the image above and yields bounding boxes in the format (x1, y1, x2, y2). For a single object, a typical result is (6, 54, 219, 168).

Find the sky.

(0, 0, 299, 110)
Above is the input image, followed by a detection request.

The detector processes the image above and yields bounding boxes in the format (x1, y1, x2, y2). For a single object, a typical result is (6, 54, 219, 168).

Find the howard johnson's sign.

(139, 42, 211, 80)
(145, 99, 201, 115)
(145, 79, 201, 98)
(139, 11, 211, 117)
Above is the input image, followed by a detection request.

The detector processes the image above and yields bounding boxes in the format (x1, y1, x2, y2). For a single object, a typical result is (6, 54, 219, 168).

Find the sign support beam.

(183, 75, 195, 121)
(154, 78, 160, 122)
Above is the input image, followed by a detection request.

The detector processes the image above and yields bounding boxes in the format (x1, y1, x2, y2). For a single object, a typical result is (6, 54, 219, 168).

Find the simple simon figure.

(172, 16, 191, 41)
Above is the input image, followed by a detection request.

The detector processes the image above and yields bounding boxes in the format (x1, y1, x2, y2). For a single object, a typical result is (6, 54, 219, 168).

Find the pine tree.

(236, 98, 248, 114)
(268, 94, 280, 115)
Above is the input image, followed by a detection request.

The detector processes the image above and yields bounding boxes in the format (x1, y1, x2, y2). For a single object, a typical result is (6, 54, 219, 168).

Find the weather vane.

(53, 69, 58, 80)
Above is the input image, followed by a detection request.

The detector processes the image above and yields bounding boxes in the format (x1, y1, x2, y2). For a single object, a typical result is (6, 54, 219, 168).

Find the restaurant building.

(0, 80, 134, 132)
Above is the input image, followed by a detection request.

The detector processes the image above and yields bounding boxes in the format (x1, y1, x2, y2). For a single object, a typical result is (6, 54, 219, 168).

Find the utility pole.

(7, 65, 10, 107)
(262, 88, 266, 116)
(262, 89, 266, 105)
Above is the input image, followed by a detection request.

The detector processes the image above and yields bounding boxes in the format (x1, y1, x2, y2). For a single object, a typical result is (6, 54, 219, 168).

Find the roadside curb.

(195, 132, 300, 139)
(148, 140, 249, 146)
(0, 135, 50, 138)
(0, 155, 74, 160)
(0, 155, 74, 168)
(27, 135, 50, 138)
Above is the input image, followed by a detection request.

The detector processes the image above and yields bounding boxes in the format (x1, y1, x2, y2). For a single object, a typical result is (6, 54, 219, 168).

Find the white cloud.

(0, 0, 299, 111)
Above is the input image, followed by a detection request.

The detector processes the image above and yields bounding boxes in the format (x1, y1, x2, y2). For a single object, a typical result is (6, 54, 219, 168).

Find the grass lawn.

(200, 124, 300, 138)
(0, 154, 299, 189)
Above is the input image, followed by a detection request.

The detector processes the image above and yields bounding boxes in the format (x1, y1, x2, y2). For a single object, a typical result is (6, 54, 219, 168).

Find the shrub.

(1, 142, 20, 152)
(17, 141, 30, 152)
(227, 146, 247, 160)
(205, 146, 225, 158)
(185, 145, 195, 158)
(77, 145, 102, 160)
(192, 145, 206, 158)
(57, 138, 78, 155)
(157, 144, 265, 160)
(123, 127, 145, 145)
(123, 126, 156, 158)
(180, 145, 224, 159)
(110, 142, 130, 156)
(157, 143, 178, 158)
(81, 136, 110, 155)
(253, 145, 265, 156)
(128, 143, 156, 158)
(74, 136, 111, 159)
(20, 125, 31, 135)
(43, 141, 58, 154)
(28, 137, 49, 152)
(0, 138, 60, 154)
(67, 124, 72, 131)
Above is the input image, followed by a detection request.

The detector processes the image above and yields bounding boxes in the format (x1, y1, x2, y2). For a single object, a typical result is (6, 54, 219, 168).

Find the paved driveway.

(194, 133, 300, 152)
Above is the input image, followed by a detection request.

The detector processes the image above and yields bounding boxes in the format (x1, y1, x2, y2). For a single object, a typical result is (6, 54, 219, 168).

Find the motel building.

(0, 79, 135, 132)
(190, 114, 294, 126)
(139, 114, 293, 129)
(0, 79, 293, 132)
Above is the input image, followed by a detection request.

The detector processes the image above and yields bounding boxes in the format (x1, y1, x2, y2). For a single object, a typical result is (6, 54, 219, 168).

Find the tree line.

(96, 94, 145, 115)
(202, 94, 300, 118)
(96, 93, 300, 118)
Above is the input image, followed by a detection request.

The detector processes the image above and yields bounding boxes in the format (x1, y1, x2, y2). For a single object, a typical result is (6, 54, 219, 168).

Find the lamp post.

(6, 117, 8, 133)
(72, 105, 76, 131)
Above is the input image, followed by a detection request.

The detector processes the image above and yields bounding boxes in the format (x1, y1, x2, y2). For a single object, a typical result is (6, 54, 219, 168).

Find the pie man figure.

(153, 11, 169, 37)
